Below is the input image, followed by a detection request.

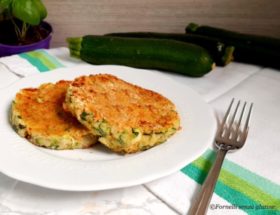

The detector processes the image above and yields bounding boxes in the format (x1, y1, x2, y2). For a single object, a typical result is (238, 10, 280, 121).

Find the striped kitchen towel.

(182, 149, 280, 214)
(0, 49, 64, 77)
(147, 148, 280, 215)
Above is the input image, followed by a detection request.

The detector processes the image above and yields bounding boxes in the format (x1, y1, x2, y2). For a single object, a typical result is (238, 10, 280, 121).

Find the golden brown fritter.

(64, 74, 180, 153)
(10, 80, 97, 149)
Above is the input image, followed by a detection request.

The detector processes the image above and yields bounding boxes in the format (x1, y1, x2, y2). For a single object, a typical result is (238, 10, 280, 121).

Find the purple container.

(0, 22, 52, 57)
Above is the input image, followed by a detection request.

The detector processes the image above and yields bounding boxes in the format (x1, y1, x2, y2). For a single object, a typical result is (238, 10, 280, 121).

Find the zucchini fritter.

(64, 74, 180, 153)
(10, 80, 97, 149)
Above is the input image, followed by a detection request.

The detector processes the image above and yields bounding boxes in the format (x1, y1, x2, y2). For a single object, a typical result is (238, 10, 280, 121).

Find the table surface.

(0, 47, 279, 215)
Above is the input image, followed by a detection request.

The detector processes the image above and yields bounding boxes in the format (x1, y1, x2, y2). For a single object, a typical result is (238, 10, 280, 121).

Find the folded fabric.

(147, 148, 280, 215)
(0, 64, 20, 89)
(0, 49, 64, 77)
(184, 149, 280, 213)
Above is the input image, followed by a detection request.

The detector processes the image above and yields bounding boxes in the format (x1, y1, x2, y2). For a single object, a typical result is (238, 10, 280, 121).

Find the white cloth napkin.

(0, 48, 279, 215)
(0, 55, 40, 77)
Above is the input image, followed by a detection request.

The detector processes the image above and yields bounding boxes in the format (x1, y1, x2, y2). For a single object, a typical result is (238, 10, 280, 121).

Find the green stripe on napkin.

(193, 157, 279, 206)
(19, 49, 64, 72)
(181, 149, 280, 214)
(182, 165, 278, 214)
(201, 150, 280, 199)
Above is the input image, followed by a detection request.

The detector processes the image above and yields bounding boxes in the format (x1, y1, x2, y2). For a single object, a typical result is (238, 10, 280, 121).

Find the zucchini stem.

(186, 23, 200, 33)
(67, 37, 83, 58)
(222, 46, 235, 65)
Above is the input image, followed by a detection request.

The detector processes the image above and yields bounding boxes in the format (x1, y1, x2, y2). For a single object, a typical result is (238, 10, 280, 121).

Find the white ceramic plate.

(0, 65, 216, 191)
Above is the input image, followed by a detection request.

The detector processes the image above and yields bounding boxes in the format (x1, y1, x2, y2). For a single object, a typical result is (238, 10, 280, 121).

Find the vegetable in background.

(68, 35, 215, 77)
(105, 32, 234, 66)
(185, 23, 280, 69)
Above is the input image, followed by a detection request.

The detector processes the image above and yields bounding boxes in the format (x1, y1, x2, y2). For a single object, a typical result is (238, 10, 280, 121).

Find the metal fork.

(189, 98, 253, 215)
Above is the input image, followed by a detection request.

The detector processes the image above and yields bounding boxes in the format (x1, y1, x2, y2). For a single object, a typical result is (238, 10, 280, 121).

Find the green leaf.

(0, 0, 12, 13)
(33, 0, 47, 20)
(12, 0, 41, 25)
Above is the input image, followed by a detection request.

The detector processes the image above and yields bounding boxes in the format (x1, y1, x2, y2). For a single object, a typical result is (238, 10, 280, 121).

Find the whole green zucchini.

(105, 32, 234, 66)
(185, 23, 280, 69)
(67, 35, 215, 77)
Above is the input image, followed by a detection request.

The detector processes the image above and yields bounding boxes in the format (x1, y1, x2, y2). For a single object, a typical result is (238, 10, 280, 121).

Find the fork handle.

(188, 149, 227, 215)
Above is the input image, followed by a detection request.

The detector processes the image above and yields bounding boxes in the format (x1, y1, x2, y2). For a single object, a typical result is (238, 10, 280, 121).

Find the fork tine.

(240, 103, 253, 143)
(231, 101, 246, 141)
(229, 100, 240, 127)
(224, 100, 240, 138)
(243, 103, 253, 133)
(237, 102, 247, 130)
(218, 98, 234, 136)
